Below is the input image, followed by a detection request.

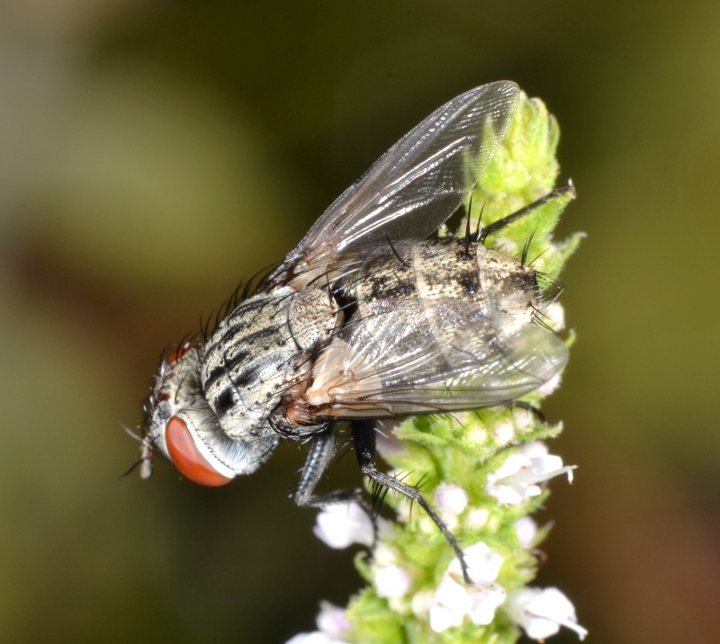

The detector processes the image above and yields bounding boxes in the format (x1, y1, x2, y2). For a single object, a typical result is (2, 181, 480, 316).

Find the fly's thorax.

(200, 284, 338, 440)
(288, 280, 343, 348)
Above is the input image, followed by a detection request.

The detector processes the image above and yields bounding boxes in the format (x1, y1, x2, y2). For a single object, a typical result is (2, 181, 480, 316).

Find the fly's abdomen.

(301, 239, 555, 418)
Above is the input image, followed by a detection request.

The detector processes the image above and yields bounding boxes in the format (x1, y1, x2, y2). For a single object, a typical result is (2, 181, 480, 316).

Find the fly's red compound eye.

(165, 416, 232, 487)
(167, 345, 192, 365)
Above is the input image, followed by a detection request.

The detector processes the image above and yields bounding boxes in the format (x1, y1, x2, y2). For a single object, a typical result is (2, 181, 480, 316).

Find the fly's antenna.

(120, 420, 143, 442)
(119, 422, 154, 479)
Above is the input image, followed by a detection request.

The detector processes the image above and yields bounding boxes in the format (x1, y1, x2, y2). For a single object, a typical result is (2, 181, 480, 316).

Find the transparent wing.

(285, 82, 519, 270)
(304, 297, 568, 418)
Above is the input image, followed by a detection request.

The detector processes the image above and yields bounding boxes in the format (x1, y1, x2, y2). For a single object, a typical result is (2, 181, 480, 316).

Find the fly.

(137, 81, 573, 583)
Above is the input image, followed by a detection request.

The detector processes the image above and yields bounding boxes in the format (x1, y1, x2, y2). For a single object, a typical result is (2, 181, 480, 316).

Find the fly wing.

(304, 298, 568, 417)
(283, 82, 519, 272)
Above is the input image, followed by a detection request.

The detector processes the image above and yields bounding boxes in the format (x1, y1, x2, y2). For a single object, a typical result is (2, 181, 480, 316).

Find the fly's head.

(140, 342, 282, 485)
(142, 344, 236, 487)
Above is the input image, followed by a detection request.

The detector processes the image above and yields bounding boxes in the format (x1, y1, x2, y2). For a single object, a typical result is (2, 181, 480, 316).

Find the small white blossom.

(430, 575, 470, 632)
(467, 584, 506, 625)
(316, 604, 351, 640)
(411, 590, 435, 617)
(429, 542, 506, 633)
(313, 502, 374, 549)
(467, 426, 488, 445)
(435, 483, 469, 517)
(486, 442, 575, 506)
(492, 419, 515, 445)
(512, 407, 533, 433)
(507, 587, 588, 641)
(544, 302, 565, 331)
(520, 441, 550, 459)
(450, 542, 504, 585)
(538, 372, 562, 396)
(465, 507, 490, 529)
(285, 605, 351, 644)
(373, 542, 398, 567)
(374, 564, 413, 599)
(285, 633, 334, 644)
(514, 516, 538, 547)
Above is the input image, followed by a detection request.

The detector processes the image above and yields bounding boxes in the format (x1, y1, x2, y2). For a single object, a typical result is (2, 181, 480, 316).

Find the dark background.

(1, 1, 719, 642)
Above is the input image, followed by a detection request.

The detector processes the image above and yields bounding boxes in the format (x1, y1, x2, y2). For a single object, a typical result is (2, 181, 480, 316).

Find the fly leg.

(478, 181, 575, 244)
(293, 425, 362, 508)
(351, 419, 473, 585)
(502, 399, 545, 423)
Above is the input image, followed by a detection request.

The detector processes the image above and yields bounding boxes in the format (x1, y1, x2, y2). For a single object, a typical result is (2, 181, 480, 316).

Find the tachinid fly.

(137, 81, 572, 583)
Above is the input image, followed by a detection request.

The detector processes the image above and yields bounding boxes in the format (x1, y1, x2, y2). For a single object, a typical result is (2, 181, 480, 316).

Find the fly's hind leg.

(350, 419, 474, 586)
(293, 425, 363, 508)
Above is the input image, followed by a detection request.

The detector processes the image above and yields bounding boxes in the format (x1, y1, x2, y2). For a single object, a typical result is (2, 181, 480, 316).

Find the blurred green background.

(1, 1, 719, 642)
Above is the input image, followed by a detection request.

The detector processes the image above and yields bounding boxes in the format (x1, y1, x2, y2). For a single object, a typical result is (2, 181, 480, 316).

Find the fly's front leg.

(478, 182, 576, 244)
(351, 419, 473, 585)
(502, 399, 545, 423)
(293, 425, 362, 508)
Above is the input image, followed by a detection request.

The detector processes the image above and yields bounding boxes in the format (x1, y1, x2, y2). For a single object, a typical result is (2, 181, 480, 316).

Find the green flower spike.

(287, 91, 585, 644)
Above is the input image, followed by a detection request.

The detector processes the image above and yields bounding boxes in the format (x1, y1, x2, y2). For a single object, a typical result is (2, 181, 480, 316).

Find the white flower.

(538, 372, 562, 396)
(285, 633, 334, 644)
(544, 302, 565, 331)
(313, 502, 374, 549)
(511, 407, 533, 433)
(514, 516, 538, 547)
(285, 604, 351, 644)
(521, 441, 549, 459)
(410, 589, 435, 617)
(492, 419, 515, 445)
(467, 584, 506, 626)
(316, 604, 351, 640)
(435, 483, 468, 517)
(450, 541, 504, 585)
(467, 426, 488, 445)
(465, 507, 489, 529)
(429, 542, 506, 633)
(506, 587, 588, 641)
(486, 442, 576, 506)
(374, 564, 413, 599)
(430, 574, 471, 631)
